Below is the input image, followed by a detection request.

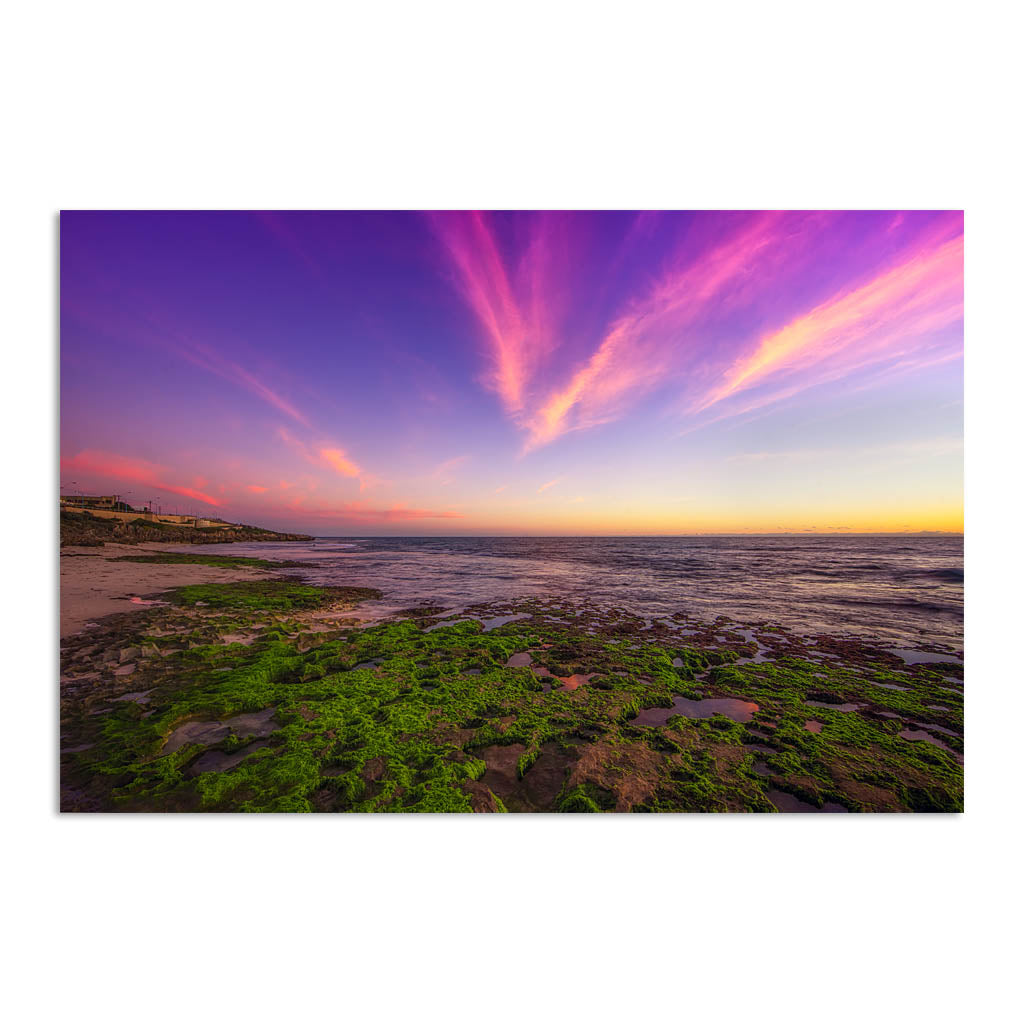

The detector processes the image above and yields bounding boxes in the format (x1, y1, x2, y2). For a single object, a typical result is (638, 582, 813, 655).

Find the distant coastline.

(60, 507, 312, 547)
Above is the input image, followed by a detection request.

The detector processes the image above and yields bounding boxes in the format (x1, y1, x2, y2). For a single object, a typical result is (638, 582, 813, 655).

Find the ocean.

(196, 534, 964, 650)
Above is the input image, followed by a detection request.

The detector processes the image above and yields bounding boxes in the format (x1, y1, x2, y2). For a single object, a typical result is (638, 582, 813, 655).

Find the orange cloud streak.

(433, 211, 962, 457)
(255, 497, 464, 525)
(276, 429, 374, 489)
(429, 211, 562, 416)
(523, 214, 788, 450)
(60, 450, 223, 507)
(319, 447, 362, 478)
(694, 234, 964, 413)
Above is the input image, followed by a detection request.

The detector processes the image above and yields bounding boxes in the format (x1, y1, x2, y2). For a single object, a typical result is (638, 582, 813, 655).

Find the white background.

(3, 1, 1020, 1021)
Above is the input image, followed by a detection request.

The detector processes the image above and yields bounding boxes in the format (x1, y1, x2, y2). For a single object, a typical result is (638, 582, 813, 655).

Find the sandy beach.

(59, 543, 268, 638)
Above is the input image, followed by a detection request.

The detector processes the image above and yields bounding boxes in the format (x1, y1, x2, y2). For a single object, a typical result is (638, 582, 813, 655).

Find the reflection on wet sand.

(767, 789, 848, 813)
(898, 727, 964, 764)
(632, 696, 758, 727)
(886, 648, 963, 666)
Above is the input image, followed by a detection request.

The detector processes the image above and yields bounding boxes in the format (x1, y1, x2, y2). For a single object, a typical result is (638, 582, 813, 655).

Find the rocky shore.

(60, 508, 312, 547)
(59, 554, 964, 813)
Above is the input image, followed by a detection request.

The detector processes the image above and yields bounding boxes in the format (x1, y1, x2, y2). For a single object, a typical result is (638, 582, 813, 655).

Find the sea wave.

(198, 534, 963, 647)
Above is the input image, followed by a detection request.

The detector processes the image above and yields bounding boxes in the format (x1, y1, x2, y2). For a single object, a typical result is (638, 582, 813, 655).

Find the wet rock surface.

(60, 585, 964, 813)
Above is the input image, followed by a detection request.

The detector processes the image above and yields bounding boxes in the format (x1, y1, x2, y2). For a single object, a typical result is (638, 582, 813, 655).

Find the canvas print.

(59, 211, 964, 812)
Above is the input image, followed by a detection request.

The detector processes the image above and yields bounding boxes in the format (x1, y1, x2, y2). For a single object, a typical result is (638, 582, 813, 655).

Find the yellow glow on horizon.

(458, 498, 963, 535)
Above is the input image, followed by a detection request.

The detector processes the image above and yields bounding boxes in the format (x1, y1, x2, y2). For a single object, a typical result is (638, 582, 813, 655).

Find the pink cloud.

(244, 497, 464, 526)
(176, 341, 312, 427)
(276, 428, 375, 489)
(246, 485, 268, 493)
(428, 211, 566, 416)
(60, 450, 222, 507)
(537, 477, 562, 493)
(432, 455, 469, 484)
(61, 288, 315, 431)
(320, 447, 362, 478)
(522, 213, 794, 449)
(433, 212, 962, 453)
(692, 232, 964, 415)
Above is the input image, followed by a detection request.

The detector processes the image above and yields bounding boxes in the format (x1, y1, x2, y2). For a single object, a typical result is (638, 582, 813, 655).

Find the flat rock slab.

(162, 706, 279, 755)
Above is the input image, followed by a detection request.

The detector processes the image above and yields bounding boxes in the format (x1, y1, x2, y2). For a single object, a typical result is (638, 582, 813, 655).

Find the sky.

(59, 210, 963, 535)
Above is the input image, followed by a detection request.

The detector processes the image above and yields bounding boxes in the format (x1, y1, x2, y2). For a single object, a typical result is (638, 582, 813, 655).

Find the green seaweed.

(114, 553, 307, 569)
(59, 584, 964, 813)
(167, 581, 381, 611)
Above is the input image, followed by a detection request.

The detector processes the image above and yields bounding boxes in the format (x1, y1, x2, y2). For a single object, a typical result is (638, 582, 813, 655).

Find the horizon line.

(295, 531, 964, 538)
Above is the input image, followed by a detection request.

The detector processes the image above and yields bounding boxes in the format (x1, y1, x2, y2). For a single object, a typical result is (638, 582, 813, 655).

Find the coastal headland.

(59, 545, 964, 813)
(60, 506, 312, 548)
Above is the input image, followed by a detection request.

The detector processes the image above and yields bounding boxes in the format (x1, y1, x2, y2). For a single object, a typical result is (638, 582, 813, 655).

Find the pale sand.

(60, 543, 269, 638)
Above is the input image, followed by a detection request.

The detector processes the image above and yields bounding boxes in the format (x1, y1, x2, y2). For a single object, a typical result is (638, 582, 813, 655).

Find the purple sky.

(60, 211, 963, 534)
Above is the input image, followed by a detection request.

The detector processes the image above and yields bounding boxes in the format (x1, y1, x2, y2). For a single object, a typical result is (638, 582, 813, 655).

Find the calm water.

(195, 535, 964, 649)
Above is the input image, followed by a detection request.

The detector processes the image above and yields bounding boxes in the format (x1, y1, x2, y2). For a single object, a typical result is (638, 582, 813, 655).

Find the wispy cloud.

(428, 211, 565, 416)
(174, 340, 312, 427)
(432, 212, 813, 451)
(522, 213, 797, 450)
(255, 496, 464, 525)
(320, 447, 362, 479)
(537, 477, 562, 493)
(277, 428, 374, 490)
(432, 455, 470, 485)
(255, 211, 324, 281)
(63, 288, 315, 430)
(60, 450, 222, 507)
(432, 211, 963, 454)
(692, 233, 963, 415)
